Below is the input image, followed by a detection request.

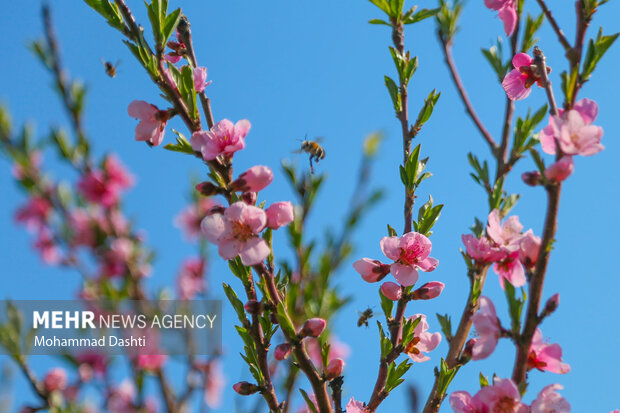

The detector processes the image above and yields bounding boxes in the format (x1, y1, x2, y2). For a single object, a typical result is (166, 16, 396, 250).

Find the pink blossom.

(190, 119, 250, 160)
(175, 198, 220, 240)
(266, 201, 295, 229)
(380, 232, 439, 287)
(345, 398, 366, 413)
(531, 384, 570, 413)
(493, 251, 526, 288)
(193, 66, 211, 92)
(545, 156, 574, 182)
(462, 234, 507, 263)
(127, 100, 169, 146)
(301, 318, 326, 338)
(471, 296, 501, 360)
(177, 257, 206, 299)
(486, 209, 523, 249)
(165, 32, 185, 63)
(449, 390, 486, 413)
(107, 379, 135, 412)
(405, 314, 441, 362)
(412, 281, 445, 300)
(104, 155, 134, 189)
(44, 368, 67, 392)
(540, 109, 604, 156)
(519, 230, 541, 269)
(137, 354, 167, 370)
(15, 196, 52, 231)
(232, 165, 273, 193)
(353, 258, 391, 283)
(540, 98, 601, 155)
(78, 170, 118, 207)
(484, 0, 517, 36)
(76, 353, 107, 380)
(325, 358, 345, 379)
(381, 281, 402, 301)
(476, 377, 529, 412)
(68, 208, 96, 247)
(34, 229, 61, 264)
(502, 53, 549, 101)
(201, 201, 270, 265)
(528, 329, 570, 374)
(275, 343, 292, 360)
(101, 238, 133, 277)
(204, 360, 224, 408)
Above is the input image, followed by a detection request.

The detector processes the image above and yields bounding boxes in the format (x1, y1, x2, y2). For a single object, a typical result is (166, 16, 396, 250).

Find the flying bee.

(102, 59, 120, 78)
(294, 135, 325, 174)
(357, 307, 374, 328)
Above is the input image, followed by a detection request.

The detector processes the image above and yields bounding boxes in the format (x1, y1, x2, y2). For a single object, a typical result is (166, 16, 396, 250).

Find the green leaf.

(384, 75, 401, 112)
(481, 37, 511, 82)
(479, 372, 489, 387)
(300, 389, 319, 413)
(521, 13, 545, 53)
(414, 89, 440, 130)
(223, 283, 247, 324)
(368, 18, 391, 25)
(380, 289, 394, 319)
(162, 9, 182, 45)
(163, 129, 195, 154)
(436, 313, 452, 342)
(276, 302, 297, 339)
(582, 28, 619, 81)
(436, 358, 459, 396)
(436, 0, 463, 43)
(385, 358, 412, 392)
(404, 8, 440, 24)
(387, 224, 398, 237)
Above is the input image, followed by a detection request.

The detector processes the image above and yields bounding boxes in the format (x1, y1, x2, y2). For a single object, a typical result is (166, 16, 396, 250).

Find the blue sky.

(1, 1, 619, 412)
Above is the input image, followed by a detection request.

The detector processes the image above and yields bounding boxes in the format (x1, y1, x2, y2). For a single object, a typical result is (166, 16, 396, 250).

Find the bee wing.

(314, 136, 325, 143)
(291, 149, 303, 154)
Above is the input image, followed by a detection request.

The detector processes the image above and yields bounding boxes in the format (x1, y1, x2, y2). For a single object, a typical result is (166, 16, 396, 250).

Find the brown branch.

(534, 0, 572, 52)
(439, 39, 497, 152)
(422, 266, 490, 413)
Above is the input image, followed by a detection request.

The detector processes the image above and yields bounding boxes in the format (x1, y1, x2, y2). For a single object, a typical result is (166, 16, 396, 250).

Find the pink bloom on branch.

(449, 390, 486, 413)
(15, 196, 52, 231)
(34, 229, 61, 264)
(201, 201, 270, 266)
(175, 198, 220, 241)
(128, 100, 169, 146)
(232, 165, 274, 193)
(345, 398, 366, 413)
(484, 0, 517, 36)
(266, 201, 295, 229)
(462, 234, 507, 263)
(193, 66, 211, 92)
(177, 257, 206, 299)
(519, 230, 541, 269)
(78, 170, 119, 207)
(44, 368, 67, 392)
(275, 343, 292, 361)
(381, 281, 402, 301)
(531, 384, 570, 413)
(540, 109, 604, 156)
(471, 296, 501, 360)
(353, 258, 391, 283)
(104, 155, 134, 190)
(493, 251, 526, 288)
(381, 232, 439, 287)
(301, 318, 326, 338)
(68, 208, 96, 247)
(528, 329, 571, 374)
(486, 209, 523, 250)
(502, 53, 550, 101)
(204, 360, 225, 408)
(404, 314, 441, 362)
(545, 156, 574, 182)
(540, 98, 600, 155)
(325, 358, 345, 379)
(476, 377, 529, 413)
(137, 354, 167, 371)
(190, 119, 250, 161)
(413, 281, 445, 300)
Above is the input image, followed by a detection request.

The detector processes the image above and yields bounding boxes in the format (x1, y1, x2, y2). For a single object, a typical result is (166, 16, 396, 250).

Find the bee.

(295, 135, 325, 174)
(102, 59, 120, 78)
(357, 307, 374, 328)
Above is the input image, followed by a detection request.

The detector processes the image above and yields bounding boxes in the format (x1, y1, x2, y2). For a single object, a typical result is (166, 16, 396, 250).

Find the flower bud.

(412, 281, 445, 300)
(301, 318, 326, 338)
(545, 156, 574, 182)
(232, 381, 260, 396)
(244, 300, 263, 315)
(231, 165, 273, 193)
(461, 339, 475, 362)
(380, 282, 402, 301)
(521, 171, 542, 186)
(274, 343, 292, 361)
(325, 358, 345, 380)
(354, 258, 391, 283)
(543, 293, 560, 316)
(44, 368, 67, 392)
(266, 201, 295, 229)
(195, 181, 219, 196)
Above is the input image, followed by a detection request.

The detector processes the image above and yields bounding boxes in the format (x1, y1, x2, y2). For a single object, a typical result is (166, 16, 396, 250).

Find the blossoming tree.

(0, 0, 617, 412)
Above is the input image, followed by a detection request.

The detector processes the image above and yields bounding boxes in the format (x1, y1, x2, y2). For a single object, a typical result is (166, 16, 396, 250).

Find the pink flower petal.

(380, 236, 401, 261)
(239, 238, 270, 266)
(390, 263, 418, 287)
(502, 69, 531, 101)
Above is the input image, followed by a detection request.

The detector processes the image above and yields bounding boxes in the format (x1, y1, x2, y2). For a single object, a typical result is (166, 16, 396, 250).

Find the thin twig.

(440, 39, 497, 152)
(534, 0, 572, 52)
